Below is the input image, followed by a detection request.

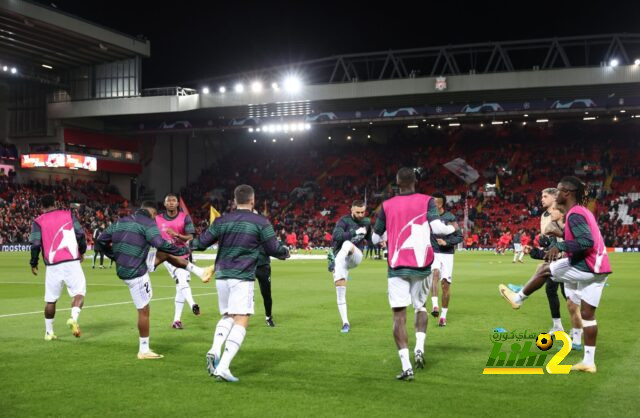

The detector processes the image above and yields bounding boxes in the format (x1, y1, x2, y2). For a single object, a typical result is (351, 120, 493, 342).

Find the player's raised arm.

(427, 199, 456, 235)
(190, 219, 220, 251)
(332, 217, 353, 243)
(372, 206, 387, 245)
(29, 221, 42, 273)
(72, 213, 87, 256)
(261, 223, 289, 260)
(145, 222, 189, 256)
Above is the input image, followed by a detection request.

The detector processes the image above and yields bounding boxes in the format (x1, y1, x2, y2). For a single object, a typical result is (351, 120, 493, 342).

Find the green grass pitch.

(0, 251, 638, 416)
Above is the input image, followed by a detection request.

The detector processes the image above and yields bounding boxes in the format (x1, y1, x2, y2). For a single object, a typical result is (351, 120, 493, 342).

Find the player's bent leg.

(499, 262, 552, 309)
(156, 252, 214, 283)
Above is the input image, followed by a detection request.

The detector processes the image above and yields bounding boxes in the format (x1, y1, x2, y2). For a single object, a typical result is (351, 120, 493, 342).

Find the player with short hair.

(156, 193, 200, 329)
(499, 177, 611, 373)
(328, 200, 371, 333)
(97, 201, 213, 360)
(29, 194, 87, 340)
(429, 192, 463, 326)
(372, 168, 459, 380)
(192, 185, 289, 382)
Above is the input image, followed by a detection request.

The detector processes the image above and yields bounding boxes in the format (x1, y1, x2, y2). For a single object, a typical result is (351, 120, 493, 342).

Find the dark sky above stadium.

(37, 0, 640, 88)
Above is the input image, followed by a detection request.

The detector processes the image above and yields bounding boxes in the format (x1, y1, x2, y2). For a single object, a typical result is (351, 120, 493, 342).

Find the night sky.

(35, 0, 640, 88)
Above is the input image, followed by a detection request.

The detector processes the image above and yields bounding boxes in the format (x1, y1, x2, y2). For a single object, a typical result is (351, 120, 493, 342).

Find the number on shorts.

(144, 282, 150, 294)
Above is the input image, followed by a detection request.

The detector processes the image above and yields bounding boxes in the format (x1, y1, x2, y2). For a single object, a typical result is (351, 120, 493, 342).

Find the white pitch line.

(0, 292, 217, 319)
(0, 281, 211, 289)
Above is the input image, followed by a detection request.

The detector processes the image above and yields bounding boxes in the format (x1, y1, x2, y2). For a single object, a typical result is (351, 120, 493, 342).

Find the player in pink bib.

(499, 176, 611, 373)
(29, 194, 87, 340)
(156, 193, 200, 328)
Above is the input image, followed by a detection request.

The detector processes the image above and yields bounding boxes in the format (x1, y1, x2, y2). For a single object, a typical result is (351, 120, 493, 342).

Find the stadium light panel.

(41, 64, 53, 69)
(271, 82, 279, 90)
(536, 119, 549, 123)
(583, 117, 596, 121)
(283, 76, 302, 93)
(620, 110, 626, 113)
(609, 59, 619, 67)
(290, 137, 294, 141)
(2, 66, 7, 72)
(253, 139, 257, 143)
(202, 87, 210, 94)
(304, 124, 311, 130)
(234, 83, 244, 93)
(10, 67, 17, 74)
(480, 123, 484, 127)
(635, 59, 640, 65)
(449, 123, 460, 127)
(272, 138, 276, 143)
(248, 128, 254, 133)
(328, 136, 332, 140)
(522, 122, 527, 126)
(523, 114, 529, 117)
(491, 121, 503, 125)
(219, 86, 226, 93)
(407, 125, 419, 128)
(251, 81, 263, 93)
(256, 128, 261, 132)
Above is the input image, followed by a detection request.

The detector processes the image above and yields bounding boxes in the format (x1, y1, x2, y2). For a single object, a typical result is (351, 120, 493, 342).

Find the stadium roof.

(0, 0, 149, 77)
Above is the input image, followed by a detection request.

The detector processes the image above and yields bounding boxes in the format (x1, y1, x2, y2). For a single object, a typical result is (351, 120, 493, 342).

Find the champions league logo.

(48, 222, 79, 262)
(390, 215, 432, 268)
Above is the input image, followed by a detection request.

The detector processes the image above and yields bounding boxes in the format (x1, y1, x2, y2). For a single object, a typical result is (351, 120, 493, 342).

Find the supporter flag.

(210, 206, 221, 223)
(443, 158, 479, 184)
(179, 197, 190, 216)
(495, 175, 501, 191)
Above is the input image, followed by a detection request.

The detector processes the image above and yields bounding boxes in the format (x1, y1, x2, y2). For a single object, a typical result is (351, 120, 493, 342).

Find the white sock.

(174, 300, 184, 322)
(71, 307, 81, 321)
(336, 286, 349, 325)
(572, 328, 583, 344)
(431, 296, 439, 309)
(441, 308, 448, 319)
(513, 253, 518, 262)
(45, 318, 54, 334)
(519, 252, 524, 261)
(514, 290, 528, 304)
(583, 345, 596, 365)
(415, 332, 426, 353)
(552, 318, 563, 329)
(139, 337, 150, 353)
(398, 348, 412, 371)
(181, 285, 196, 307)
(217, 325, 246, 371)
(186, 262, 204, 278)
(209, 316, 234, 357)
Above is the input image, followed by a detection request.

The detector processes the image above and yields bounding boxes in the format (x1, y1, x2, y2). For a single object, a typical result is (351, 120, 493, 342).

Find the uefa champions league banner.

(0, 243, 31, 252)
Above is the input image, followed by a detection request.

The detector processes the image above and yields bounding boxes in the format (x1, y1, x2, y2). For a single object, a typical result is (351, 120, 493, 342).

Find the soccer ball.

(535, 333, 553, 351)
